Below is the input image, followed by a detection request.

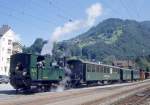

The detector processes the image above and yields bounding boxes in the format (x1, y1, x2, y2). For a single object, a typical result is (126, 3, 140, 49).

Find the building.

(112, 60, 135, 69)
(12, 42, 22, 54)
(0, 25, 22, 76)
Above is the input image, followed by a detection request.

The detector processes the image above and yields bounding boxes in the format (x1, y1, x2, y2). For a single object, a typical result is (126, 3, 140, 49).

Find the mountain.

(54, 18, 150, 61)
(23, 38, 47, 54)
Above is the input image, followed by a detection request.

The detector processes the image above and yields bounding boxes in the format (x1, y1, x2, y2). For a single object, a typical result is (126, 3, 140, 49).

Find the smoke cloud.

(50, 67, 72, 92)
(13, 34, 21, 42)
(41, 3, 103, 55)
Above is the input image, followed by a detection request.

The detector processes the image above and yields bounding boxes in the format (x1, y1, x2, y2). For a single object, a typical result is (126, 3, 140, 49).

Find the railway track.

(113, 88, 150, 105)
(0, 80, 150, 105)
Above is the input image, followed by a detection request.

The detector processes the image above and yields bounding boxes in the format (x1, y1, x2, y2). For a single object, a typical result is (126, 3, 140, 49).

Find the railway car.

(10, 53, 65, 91)
(67, 59, 133, 85)
(131, 70, 140, 81)
(120, 68, 132, 81)
(145, 71, 150, 79)
(67, 59, 120, 86)
(140, 70, 145, 80)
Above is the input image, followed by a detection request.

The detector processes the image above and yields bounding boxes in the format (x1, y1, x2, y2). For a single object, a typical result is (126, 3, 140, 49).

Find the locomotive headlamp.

(23, 71, 27, 76)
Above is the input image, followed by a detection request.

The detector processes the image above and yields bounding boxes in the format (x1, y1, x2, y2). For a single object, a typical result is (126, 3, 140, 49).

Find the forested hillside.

(54, 18, 150, 60)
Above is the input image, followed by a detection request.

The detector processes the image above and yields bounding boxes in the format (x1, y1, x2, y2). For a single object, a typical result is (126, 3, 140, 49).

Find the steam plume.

(41, 3, 103, 55)
(50, 67, 72, 92)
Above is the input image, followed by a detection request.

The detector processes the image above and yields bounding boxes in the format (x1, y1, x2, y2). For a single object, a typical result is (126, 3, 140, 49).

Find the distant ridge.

(53, 18, 150, 60)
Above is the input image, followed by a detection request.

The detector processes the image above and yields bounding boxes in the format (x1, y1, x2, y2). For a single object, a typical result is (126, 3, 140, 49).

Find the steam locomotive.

(10, 53, 149, 92)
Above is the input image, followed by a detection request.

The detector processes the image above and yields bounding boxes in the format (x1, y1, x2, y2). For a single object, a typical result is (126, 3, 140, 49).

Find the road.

(0, 80, 149, 105)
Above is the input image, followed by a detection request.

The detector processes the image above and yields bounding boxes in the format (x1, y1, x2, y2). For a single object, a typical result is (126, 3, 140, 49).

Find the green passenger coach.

(67, 59, 121, 85)
(85, 63, 120, 81)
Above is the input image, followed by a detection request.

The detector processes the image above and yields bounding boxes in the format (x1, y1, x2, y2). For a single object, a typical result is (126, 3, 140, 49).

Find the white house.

(12, 42, 22, 54)
(0, 25, 22, 76)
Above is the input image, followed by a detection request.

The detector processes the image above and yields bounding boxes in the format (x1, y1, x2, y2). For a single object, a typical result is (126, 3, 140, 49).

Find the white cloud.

(86, 3, 103, 26)
(41, 3, 103, 55)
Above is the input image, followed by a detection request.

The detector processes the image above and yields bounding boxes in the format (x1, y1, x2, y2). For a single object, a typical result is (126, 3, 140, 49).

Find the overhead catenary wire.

(133, 0, 141, 18)
(0, 9, 53, 35)
(0, 1, 58, 25)
(122, 0, 141, 19)
(119, 0, 133, 19)
(30, 0, 72, 22)
(102, 0, 122, 17)
(47, 0, 73, 22)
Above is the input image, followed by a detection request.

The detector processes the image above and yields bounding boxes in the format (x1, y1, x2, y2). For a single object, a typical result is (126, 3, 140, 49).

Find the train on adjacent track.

(10, 53, 150, 92)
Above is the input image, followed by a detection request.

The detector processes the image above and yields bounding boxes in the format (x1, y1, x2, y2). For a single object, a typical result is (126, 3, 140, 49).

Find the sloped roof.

(0, 25, 11, 37)
(113, 60, 134, 67)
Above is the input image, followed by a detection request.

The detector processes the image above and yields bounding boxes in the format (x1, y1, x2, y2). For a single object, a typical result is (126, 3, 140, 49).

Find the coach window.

(87, 64, 91, 72)
(107, 67, 110, 73)
(98, 66, 100, 72)
(104, 67, 106, 73)
(117, 69, 120, 74)
(98, 66, 101, 72)
(89, 64, 92, 72)
(96, 65, 99, 72)
(103, 67, 106, 73)
(113, 68, 115, 73)
(99, 66, 102, 72)
(92, 65, 95, 72)
(110, 68, 113, 74)
(101, 66, 103, 73)
(116, 69, 119, 73)
(94, 65, 97, 72)
(113, 68, 117, 73)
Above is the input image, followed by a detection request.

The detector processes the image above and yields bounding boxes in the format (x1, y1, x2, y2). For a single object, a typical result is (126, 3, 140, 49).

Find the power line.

(119, 0, 133, 19)
(30, 0, 72, 22)
(47, 0, 73, 21)
(123, 0, 141, 19)
(0, 9, 52, 32)
(48, 0, 69, 19)
(133, 0, 141, 18)
(102, 0, 121, 15)
(0, 1, 58, 25)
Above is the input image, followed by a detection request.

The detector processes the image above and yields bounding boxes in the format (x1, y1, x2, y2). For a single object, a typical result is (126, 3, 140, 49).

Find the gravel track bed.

(0, 80, 149, 105)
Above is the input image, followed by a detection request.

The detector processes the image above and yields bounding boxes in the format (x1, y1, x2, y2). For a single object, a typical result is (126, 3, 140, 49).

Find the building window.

(7, 58, 10, 63)
(7, 49, 11, 54)
(5, 66, 7, 73)
(8, 39, 12, 45)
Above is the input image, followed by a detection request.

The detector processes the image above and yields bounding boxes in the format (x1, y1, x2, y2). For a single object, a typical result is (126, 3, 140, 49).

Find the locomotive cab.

(10, 53, 36, 90)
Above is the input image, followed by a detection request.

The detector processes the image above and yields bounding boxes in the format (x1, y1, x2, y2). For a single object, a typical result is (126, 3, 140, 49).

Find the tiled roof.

(0, 25, 11, 36)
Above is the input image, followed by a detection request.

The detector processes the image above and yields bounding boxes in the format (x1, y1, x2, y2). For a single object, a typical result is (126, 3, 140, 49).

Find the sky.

(0, 0, 149, 47)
